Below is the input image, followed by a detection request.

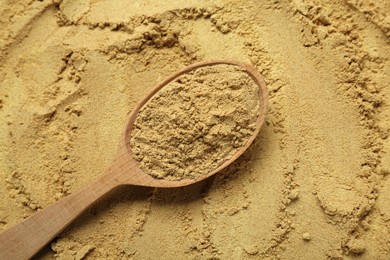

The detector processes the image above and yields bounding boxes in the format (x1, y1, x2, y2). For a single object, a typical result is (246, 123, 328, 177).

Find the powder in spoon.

(130, 64, 260, 180)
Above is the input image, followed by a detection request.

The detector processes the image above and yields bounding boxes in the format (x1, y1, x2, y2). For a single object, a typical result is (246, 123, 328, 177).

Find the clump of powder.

(130, 64, 260, 180)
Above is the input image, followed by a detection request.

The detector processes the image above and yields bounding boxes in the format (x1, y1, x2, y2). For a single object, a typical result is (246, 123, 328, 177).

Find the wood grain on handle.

(0, 163, 129, 260)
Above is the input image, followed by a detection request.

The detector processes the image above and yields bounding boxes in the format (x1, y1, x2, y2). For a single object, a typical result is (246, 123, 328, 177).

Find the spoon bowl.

(0, 60, 268, 259)
(119, 60, 268, 187)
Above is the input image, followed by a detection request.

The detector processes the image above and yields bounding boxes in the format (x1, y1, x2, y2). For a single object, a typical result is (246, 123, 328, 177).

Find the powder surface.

(130, 64, 259, 180)
(0, 0, 389, 259)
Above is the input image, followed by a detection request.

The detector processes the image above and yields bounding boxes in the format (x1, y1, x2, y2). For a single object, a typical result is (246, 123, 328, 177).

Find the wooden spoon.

(0, 60, 268, 259)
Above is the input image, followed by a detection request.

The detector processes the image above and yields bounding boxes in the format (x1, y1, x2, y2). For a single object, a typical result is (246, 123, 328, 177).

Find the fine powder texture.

(130, 64, 260, 180)
(1, 0, 390, 259)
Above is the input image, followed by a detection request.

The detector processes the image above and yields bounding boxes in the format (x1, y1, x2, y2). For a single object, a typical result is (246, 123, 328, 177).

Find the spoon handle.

(0, 165, 124, 260)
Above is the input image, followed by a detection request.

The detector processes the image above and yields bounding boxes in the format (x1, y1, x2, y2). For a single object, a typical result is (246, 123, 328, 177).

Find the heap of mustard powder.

(130, 64, 260, 180)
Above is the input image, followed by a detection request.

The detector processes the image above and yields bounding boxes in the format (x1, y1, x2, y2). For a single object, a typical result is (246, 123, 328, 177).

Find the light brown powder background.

(0, 0, 389, 259)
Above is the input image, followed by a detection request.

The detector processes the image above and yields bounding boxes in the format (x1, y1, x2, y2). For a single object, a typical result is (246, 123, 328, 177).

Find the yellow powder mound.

(130, 64, 260, 180)
(0, 0, 389, 259)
